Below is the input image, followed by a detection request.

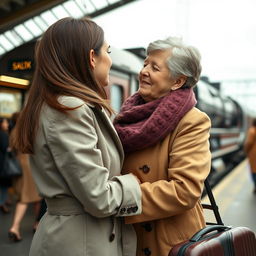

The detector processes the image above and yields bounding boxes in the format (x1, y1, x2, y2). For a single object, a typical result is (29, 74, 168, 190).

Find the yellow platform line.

(202, 159, 251, 222)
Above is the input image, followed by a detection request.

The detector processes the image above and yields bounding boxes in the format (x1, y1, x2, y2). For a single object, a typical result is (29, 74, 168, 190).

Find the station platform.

(202, 158, 256, 232)
(0, 159, 255, 255)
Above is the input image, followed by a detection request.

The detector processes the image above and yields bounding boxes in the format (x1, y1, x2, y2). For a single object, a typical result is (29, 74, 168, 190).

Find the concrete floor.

(0, 159, 255, 256)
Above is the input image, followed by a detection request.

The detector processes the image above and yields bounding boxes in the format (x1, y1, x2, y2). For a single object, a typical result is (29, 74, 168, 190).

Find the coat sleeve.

(46, 99, 141, 218)
(125, 110, 211, 223)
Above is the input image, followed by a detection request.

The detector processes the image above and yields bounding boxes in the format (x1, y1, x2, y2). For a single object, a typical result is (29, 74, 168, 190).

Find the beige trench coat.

(244, 126, 256, 173)
(29, 96, 142, 256)
(122, 108, 211, 256)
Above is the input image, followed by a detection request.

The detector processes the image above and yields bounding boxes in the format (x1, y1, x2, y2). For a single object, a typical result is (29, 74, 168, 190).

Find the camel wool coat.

(122, 107, 211, 256)
(29, 96, 142, 256)
(244, 126, 256, 173)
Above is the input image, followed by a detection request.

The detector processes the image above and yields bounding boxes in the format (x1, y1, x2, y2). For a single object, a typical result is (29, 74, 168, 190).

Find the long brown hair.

(12, 17, 113, 154)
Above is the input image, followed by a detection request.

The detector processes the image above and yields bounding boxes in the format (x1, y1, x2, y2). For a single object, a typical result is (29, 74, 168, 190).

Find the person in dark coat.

(0, 117, 12, 213)
(8, 112, 41, 242)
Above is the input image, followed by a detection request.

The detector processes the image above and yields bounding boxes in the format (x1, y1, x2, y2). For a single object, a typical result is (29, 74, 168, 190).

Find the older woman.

(114, 37, 211, 256)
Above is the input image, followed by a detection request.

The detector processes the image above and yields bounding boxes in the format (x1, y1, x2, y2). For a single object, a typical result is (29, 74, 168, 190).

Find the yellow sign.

(12, 61, 32, 71)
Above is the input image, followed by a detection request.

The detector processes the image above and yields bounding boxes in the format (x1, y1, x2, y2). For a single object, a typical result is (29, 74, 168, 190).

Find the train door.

(108, 69, 138, 113)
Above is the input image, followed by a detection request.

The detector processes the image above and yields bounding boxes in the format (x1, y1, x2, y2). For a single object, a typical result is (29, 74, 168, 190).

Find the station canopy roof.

(0, 0, 137, 57)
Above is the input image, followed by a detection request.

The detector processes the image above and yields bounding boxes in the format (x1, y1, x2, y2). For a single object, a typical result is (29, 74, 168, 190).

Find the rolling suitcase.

(169, 179, 256, 256)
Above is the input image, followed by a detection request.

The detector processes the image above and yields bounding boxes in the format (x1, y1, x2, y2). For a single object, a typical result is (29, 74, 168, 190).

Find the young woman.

(11, 17, 141, 256)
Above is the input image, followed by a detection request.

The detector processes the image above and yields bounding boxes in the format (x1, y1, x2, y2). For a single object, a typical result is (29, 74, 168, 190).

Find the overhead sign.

(8, 59, 34, 72)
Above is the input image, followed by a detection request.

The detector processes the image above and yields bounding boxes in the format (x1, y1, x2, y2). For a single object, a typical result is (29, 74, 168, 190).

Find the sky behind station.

(94, 0, 256, 82)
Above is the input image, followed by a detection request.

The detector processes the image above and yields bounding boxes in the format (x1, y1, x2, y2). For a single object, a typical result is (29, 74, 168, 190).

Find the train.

(0, 40, 250, 185)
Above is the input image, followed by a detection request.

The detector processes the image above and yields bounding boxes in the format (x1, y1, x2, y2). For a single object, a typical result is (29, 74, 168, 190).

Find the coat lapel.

(91, 106, 124, 164)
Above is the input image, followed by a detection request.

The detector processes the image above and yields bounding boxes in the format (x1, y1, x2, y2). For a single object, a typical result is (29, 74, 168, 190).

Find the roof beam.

(88, 0, 137, 18)
(0, 0, 65, 32)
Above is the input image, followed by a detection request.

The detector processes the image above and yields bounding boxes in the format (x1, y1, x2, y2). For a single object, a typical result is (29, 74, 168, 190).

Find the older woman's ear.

(171, 76, 187, 90)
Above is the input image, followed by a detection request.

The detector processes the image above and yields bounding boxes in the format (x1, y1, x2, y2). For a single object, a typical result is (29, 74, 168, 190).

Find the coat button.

(120, 208, 126, 215)
(142, 222, 152, 232)
(132, 206, 138, 213)
(139, 165, 150, 174)
(109, 233, 115, 242)
(143, 248, 151, 255)
(127, 207, 132, 214)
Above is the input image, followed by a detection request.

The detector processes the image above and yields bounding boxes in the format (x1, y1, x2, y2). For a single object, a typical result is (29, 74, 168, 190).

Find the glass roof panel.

(75, 0, 90, 14)
(0, 35, 15, 51)
(79, 0, 96, 13)
(0, 45, 5, 55)
(63, 1, 84, 18)
(33, 16, 48, 32)
(40, 10, 58, 26)
(24, 19, 42, 37)
(52, 5, 70, 19)
(0, 0, 130, 58)
(107, 0, 120, 4)
(14, 24, 33, 41)
(92, 0, 108, 9)
(4, 31, 23, 47)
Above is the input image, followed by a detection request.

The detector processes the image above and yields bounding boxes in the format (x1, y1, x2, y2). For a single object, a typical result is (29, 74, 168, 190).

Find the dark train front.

(0, 40, 249, 185)
(194, 78, 248, 185)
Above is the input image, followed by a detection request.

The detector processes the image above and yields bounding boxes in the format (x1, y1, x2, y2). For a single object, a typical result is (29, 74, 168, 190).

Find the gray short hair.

(147, 37, 202, 88)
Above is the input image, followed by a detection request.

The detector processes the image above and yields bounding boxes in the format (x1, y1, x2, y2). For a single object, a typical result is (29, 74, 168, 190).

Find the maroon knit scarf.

(113, 88, 196, 153)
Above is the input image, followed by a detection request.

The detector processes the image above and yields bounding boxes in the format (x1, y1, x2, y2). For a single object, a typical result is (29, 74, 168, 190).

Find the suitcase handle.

(190, 225, 232, 242)
(204, 179, 224, 225)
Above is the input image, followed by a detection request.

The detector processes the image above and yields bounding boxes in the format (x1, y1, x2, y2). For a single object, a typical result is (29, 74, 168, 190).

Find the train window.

(130, 75, 139, 95)
(130, 76, 139, 95)
(110, 84, 123, 112)
(109, 69, 130, 111)
(0, 88, 22, 118)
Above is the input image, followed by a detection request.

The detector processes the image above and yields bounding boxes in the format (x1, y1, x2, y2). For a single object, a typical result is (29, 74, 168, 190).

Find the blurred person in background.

(244, 118, 256, 193)
(0, 117, 12, 214)
(11, 17, 141, 256)
(8, 112, 41, 242)
(114, 37, 211, 256)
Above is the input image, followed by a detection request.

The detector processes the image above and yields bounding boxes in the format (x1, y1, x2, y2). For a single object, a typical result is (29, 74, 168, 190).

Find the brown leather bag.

(169, 179, 256, 256)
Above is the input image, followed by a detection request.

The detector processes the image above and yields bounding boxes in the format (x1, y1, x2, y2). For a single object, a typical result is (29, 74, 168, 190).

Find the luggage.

(169, 225, 256, 256)
(169, 179, 256, 256)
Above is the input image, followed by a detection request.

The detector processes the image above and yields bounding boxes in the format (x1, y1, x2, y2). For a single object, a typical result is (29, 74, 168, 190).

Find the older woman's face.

(138, 49, 177, 102)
